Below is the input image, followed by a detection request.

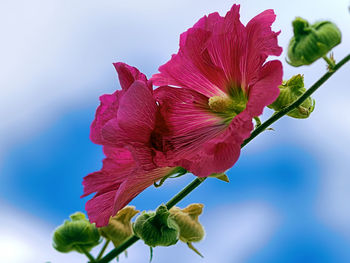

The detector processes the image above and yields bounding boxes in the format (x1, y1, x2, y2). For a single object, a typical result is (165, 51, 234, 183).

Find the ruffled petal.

(112, 167, 175, 215)
(152, 28, 226, 98)
(82, 147, 134, 197)
(113, 62, 149, 91)
(155, 86, 227, 158)
(100, 80, 159, 170)
(205, 5, 247, 88)
(90, 63, 150, 145)
(90, 91, 123, 145)
(180, 12, 223, 47)
(176, 134, 241, 177)
(85, 167, 175, 227)
(246, 60, 283, 117)
(86, 190, 117, 227)
(241, 9, 283, 87)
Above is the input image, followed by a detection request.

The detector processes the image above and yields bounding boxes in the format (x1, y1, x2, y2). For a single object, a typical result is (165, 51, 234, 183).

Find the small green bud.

(133, 205, 179, 247)
(52, 212, 101, 253)
(287, 17, 341, 66)
(170, 204, 205, 257)
(99, 206, 139, 247)
(268, 74, 315, 119)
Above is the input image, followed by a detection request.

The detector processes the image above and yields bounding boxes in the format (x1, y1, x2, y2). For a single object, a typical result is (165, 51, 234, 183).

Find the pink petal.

(241, 9, 283, 87)
(152, 28, 226, 98)
(85, 164, 176, 227)
(86, 190, 117, 227)
(112, 167, 175, 215)
(180, 12, 223, 47)
(246, 60, 283, 117)
(90, 62, 151, 145)
(205, 4, 247, 88)
(176, 133, 241, 177)
(90, 91, 123, 145)
(113, 62, 149, 91)
(82, 147, 135, 197)
(155, 86, 227, 158)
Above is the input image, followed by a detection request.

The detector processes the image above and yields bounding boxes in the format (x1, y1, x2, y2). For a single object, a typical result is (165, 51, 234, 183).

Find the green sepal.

(287, 17, 341, 67)
(133, 205, 179, 247)
(99, 206, 139, 247)
(208, 173, 230, 182)
(52, 212, 101, 254)
(268, 74, 315, 119)
(170, 204, 205, 257)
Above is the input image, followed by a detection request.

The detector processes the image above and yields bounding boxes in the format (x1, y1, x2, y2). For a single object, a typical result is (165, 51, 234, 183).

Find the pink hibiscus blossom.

(82, 63, 181, 227)
(151, 5, 283, 177)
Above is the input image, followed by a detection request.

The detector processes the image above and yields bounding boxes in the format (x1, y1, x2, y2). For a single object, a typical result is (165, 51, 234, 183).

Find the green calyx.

(52, 212, 101, 253)
(99, 206, 139, 247)
(268, 74, 315, 118)
(170, 203, 205, 257)
(287, 17, 341, 67)
(170, 204, 205, 243)
(133, 205, 179, 247)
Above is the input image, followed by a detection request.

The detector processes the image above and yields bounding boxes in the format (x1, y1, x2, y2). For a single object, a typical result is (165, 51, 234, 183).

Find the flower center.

(208, 96, 234, 113)
(208, 92, 248, 120)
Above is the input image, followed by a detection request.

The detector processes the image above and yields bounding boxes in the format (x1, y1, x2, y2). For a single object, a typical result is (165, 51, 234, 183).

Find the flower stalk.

(96, 53, 350, 263)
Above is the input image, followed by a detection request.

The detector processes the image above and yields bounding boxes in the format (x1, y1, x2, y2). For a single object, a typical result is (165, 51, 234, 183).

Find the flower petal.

(82, 147, 134, 197)
(113, 62, 149, 91)
(90, 91, 123, 145)
(155, 86, 227, 158)
(241, 9, 283, 87)
(176, 134, 241, 177)
(246, 60, 283, 117)
(112, 167, 175, 215)
(84, 164, 175, 227)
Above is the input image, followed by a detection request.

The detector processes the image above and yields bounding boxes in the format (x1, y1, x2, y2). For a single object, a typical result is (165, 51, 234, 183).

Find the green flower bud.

(170, 204, 205, 257)
(133, 205, 179, 247)
(170, 204, 205, 243)
(99, 206, 139, 247)
(268, 74, 315, 119)
(287, 17, 341, 66)
(52, 212, 101, 253)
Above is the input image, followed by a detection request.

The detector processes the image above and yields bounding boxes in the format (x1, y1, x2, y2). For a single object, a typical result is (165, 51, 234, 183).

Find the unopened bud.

(99, 206, 139, 247)
(133, 205, 179, 247)
(52, 212, 101, 253)
(170, 203, 205, 257)
(268, 74, 315, 119)
(287, 17, 341, 67)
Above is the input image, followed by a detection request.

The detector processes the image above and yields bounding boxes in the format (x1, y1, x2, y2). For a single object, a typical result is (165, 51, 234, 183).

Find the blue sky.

(1, 0, 350, 262)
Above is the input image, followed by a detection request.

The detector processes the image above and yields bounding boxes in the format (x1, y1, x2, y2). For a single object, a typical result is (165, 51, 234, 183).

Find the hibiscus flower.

(151, 4, 283, 177)
(82, 63, 182, 227)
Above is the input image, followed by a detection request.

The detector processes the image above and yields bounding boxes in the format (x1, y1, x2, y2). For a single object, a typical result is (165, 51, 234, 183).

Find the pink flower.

(82, 146, 178, 227)
(151, 5, 283, 177)
(83, 63, 179, 226)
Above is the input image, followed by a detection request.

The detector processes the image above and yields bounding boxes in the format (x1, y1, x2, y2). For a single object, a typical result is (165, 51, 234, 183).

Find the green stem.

(165, 177, 206, 209)
(323, 55, 336, 69)
(97, 235, 139, 263)
(242, 53, 350, 148)
(97, 53, 350, 263)
(97, 240, 111, 260)
(77, 246, 96, 263)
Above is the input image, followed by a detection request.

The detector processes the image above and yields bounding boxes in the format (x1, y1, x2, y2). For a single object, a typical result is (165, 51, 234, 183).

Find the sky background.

(1, 0, 350, 262)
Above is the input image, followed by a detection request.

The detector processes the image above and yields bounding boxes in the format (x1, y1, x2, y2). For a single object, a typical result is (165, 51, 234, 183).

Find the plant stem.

(96, 53, 350, 263)
(242, 53, 350, 148)
(97, 240, 111, 260)
(77, 246, 96, 263)
(97, 235, 139, 263)
(165, 177, 207, 209)
(323, 55, 336, 70)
